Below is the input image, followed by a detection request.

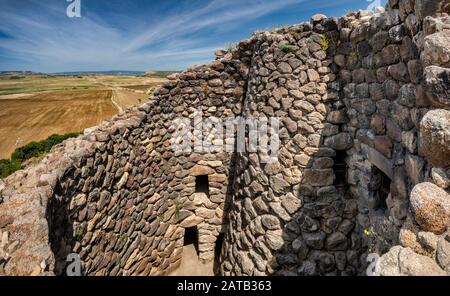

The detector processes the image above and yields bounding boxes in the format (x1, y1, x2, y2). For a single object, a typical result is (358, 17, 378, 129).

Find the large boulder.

(398, 247, 446, 275)
(422, 31, 450, 67)
(378, 246, 402, 276)
(379, 246, 447, 276)
(398, 218, 428, 256)
(419, 109, 450, 166)
(410, 182, 450, 234)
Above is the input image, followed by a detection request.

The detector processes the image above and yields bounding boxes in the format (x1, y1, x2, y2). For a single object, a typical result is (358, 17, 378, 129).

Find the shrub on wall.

(0, 159, 21, 178)
(0, 132, 80, 178)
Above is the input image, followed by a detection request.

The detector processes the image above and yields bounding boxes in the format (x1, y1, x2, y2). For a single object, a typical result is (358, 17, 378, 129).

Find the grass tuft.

(289, 31, 300, 40)
(279, 43, 291, 53)
(321, 34, 330, 52)
(226, 42, 235, 53)
(175, 202, 183, 217)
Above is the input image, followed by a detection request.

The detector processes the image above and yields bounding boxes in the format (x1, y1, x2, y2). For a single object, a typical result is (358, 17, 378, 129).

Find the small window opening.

(195, 175, 209, 194)
(333, 150, 347, 187)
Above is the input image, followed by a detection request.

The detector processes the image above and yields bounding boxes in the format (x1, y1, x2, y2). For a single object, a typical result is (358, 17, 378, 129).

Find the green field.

(0, 76, 102, 95)
(0, 74, 168, 159)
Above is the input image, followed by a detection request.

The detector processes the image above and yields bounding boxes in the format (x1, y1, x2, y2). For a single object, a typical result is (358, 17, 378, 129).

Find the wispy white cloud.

(122, 0, 303, 53)
(0, 0, 309, 72)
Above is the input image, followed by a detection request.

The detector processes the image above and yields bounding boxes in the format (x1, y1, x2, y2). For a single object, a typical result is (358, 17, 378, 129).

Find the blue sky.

(0, 0, 387, 73)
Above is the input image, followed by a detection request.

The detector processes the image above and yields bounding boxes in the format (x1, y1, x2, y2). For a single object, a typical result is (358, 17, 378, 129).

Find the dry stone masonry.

(0, 0, 449, 276)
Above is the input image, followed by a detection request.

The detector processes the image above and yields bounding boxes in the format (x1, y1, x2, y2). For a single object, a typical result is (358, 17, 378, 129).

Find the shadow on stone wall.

(217, 18, 367, 275)
(269, 37, 362, 275)
(216, 151, 238, 273)
(46, 180, 75, 275)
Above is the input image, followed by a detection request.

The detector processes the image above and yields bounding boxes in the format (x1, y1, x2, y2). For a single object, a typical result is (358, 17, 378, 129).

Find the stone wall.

(0, 0, 449, 276)
(339, 0, 450, 275)
(219, 21, 360, 275)
(0, 45, 251, 275)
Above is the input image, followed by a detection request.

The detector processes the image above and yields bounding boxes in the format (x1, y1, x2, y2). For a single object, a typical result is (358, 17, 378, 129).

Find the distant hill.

(0, 70, 180, 78)
(144, 71, 180, 78)
(0, 71, 48, 77)
(54, 70, 146, 76)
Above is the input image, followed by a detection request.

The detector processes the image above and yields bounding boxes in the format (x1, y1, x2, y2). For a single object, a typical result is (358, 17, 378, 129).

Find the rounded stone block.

(190, 165, 215, 176)
(410, 182, 450, 234)
(423, 31, 450, 67)
(423, 66, 450, 107)
(324, 133, 353, 151)
(303, 169, 335, 186)
(419, 109, 450, 167)
(379, 246, 447, 276)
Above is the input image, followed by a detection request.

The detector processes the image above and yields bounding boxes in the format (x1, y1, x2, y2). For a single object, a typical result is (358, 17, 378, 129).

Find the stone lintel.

(362, 143, 394, 179)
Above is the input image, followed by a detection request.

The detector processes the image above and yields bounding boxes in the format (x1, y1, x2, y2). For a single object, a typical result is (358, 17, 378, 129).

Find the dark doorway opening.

(215, 233, 224, 257)
(333, 150, 347, 187)
(196, 175, 209, 194)
(213, 233, 225, 275)
(184, 226, 199, 253)
(377, 169, 391, 211)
